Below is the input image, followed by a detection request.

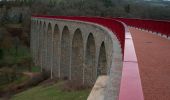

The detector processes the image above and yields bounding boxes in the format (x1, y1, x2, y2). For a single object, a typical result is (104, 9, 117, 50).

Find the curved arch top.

(97, 41, 107, 76)
(85, 33, 96, 85)
(71, 28, 84, 82)
(60, 26, 70, 79)
(53, 24, 60, 77)
(46, 23, 52, 73)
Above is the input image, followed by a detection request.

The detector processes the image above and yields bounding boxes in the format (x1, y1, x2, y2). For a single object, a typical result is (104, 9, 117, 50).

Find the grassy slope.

(11, 82, 90, 100)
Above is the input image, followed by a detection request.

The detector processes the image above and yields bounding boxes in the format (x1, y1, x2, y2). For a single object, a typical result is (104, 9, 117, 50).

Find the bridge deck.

(129, 27, 170, 100)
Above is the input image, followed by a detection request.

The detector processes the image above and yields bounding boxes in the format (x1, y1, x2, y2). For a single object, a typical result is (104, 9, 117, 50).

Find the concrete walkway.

(87, 76, 108, 100)
(129, 27, 170, 100)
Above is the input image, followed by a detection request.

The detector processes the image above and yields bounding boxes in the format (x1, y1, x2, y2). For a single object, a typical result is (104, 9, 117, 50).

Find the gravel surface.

(129, 28, 170, 100)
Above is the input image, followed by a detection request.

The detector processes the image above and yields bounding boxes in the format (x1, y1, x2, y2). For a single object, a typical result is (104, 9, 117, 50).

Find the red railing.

(32, 15, 144, 100)
(114, 18, 170, 38)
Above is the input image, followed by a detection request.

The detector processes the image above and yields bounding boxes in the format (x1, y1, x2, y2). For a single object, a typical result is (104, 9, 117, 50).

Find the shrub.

(61, 80, 89, 92)
(0, 48, 3, 60)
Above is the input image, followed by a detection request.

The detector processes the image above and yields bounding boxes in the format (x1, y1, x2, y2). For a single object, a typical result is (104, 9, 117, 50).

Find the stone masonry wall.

(31, 17, 123, 100)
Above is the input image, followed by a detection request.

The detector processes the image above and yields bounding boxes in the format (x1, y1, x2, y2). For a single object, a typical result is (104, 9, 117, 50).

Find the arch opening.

(42, 22, 46, 71)
(35, 21, 39, 65)
(32, 21, 36, 64)
(85, 33, 96, 85)
(53, 24, 60, 77)
(97, 42, 107, 76)
(60, 26, 70, 79)
(37, 21, 42, 66)
(71, 29, 84, 82)
(46, 23, 52, 73)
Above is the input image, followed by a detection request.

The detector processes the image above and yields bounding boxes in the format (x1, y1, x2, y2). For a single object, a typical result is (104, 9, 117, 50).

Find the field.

(11, 81, 90, 100)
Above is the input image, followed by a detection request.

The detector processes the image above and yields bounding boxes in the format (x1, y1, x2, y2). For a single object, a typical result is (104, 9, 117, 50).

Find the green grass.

(11, 82, 90, 100)
(31, 66, 41, 72)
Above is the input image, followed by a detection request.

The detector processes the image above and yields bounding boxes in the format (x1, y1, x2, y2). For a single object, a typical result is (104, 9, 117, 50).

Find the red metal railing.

(32, 15, 144, 100)
(114, 18, 170, 38)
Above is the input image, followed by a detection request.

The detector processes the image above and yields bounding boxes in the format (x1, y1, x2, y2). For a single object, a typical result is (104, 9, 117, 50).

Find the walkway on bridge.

(130, 27, 170, 100)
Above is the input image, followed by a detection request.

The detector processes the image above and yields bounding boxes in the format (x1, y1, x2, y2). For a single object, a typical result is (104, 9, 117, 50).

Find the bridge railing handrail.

(113, 18, 170, 38)
(113, 19, 144, 100)
(32, 15, 144, 100)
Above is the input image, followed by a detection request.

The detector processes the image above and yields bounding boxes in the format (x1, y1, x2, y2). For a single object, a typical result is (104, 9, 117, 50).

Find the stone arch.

(85, 33, 96, 85)
(53, 24, 60, 77)
(37, 21, 42, 66)
(35, 21, 39, 65)
(34, 20, 37, 63)
(97, 42, 107, 76)
(46, 23, 52, 73)
(31, 21, 33, 35)
(31, 21, 36, 64)
(71, 29, 84, 83)
(60, 26, 70, 79)
(42, 22, 46, 71)
(39, 21, 43, 71)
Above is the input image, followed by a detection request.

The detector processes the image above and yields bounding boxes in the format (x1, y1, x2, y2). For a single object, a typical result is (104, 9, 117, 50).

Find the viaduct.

(31, 16, 170, 100)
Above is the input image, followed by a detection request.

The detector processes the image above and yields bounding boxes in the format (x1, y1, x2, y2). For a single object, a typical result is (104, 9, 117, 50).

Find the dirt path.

(129, 28, 170, 100)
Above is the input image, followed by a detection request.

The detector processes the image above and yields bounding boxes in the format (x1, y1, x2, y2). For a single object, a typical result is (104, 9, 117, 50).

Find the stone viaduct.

(31, 16, 146, 100)
(31, 16, 123, 99)
(31, 16, 122, 91)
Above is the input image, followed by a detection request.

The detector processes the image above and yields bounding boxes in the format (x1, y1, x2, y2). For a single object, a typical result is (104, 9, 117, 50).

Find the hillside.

(11, 81, 90, 100)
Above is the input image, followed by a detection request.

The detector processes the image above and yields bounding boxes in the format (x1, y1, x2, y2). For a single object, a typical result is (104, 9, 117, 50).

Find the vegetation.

(1, 0, 170, 22)
(0, 74, 29, 92)
(11, 81, 90, 100)
(26, 0, 170, 20)
(0, 46, 39, 91)
(0, 0, 169, 99)
(0, 23, 40, 99)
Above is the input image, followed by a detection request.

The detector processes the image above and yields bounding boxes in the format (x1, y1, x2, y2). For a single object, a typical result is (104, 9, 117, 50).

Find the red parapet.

(114, 18, 170, 37)
(119, 30, 144, 100)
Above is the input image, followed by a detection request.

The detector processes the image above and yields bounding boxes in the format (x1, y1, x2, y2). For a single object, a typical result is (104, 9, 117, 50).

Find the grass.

(31, 66, 41, 73)
(11, 82, 90, 100)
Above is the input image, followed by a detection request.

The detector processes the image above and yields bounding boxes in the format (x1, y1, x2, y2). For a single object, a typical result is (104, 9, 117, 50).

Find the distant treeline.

(1, 0, 170, 20)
